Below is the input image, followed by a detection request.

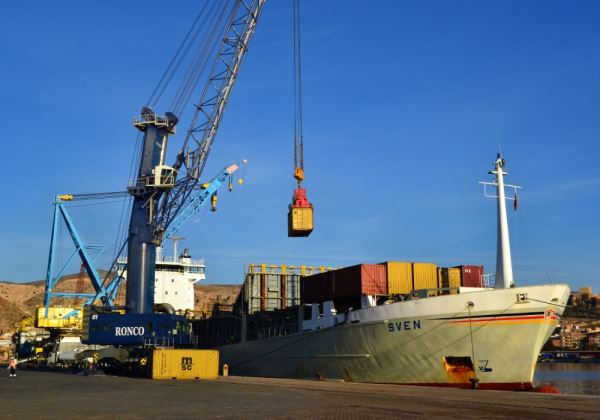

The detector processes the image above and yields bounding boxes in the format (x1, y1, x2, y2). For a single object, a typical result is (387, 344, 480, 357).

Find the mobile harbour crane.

(82, 0, 268, 348)
(38, 1, 315, 375)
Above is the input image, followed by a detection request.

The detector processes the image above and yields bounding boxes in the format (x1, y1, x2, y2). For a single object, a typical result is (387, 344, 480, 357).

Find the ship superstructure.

(117, 238, 205, 313)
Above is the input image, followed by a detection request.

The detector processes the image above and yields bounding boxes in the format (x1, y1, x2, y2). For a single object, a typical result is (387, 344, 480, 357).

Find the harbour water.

(534, 363, 600, 396)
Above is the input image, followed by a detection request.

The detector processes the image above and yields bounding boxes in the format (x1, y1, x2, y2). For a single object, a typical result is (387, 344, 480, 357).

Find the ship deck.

(2, 369, 598, 418)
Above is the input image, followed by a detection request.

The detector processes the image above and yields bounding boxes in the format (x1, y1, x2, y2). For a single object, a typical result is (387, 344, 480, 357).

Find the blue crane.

(42, 161, 244, 326)
(164, 162, 244, 240)
(83, 0, 267, 346)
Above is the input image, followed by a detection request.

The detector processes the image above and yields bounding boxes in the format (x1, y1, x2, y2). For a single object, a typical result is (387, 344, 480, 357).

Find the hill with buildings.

(549, 286, 600, 351)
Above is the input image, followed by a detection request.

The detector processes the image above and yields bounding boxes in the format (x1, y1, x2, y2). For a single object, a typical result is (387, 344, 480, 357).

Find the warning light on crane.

(210, 192, 218, 212)
(288, 0, 313, 237)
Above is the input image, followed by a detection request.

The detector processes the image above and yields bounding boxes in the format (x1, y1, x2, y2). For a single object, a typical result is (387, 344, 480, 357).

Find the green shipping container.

(412, 262, 438, 291)
(383, 261, 413, 294)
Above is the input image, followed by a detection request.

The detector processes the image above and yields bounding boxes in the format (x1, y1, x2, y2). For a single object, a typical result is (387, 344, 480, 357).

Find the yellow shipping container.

(288, 206, 313, 237)
(438, 267, 461, 294)
(384, 261, 413, 294)
(412, 262, 438, 291)
(151, 349, 219, 380)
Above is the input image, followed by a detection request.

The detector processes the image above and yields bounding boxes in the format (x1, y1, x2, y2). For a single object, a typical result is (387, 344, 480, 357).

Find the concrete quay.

(1, 370, 598, 419)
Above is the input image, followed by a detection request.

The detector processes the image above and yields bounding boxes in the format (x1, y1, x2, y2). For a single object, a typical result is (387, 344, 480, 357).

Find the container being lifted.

(288, 0, 313, 237)
(288, 186, 313, 237)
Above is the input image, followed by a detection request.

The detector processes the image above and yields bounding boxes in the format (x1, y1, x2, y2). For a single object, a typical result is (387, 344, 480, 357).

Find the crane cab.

(149, 165, 178, 189)
(288, 187, 313, 237)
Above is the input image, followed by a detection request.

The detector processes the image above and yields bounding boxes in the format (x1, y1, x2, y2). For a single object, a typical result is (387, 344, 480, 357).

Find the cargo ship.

(194, 155, 570, 390)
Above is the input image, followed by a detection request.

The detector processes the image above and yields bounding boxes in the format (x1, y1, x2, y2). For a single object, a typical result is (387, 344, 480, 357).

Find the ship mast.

(480, 154, 521, 289)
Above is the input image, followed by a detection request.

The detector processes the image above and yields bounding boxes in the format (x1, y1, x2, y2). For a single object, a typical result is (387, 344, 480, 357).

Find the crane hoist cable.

(288, 0, 313, 238)
(292, 0, 304, 185)
(145, 0, 213, 108)
(145, 0, 236, 116)
(170, 1, 234, 116)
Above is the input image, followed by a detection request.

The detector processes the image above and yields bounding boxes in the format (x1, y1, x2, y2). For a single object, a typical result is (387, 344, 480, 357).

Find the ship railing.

(115, 256, 205, 266)
(144, 334, 199, 348)
(408, 287, 461, 299)
(158, 255, 205, 265)
(482, 274, 495, 288)
(143, 337, 175, 349)
(133, 113, 176, 130)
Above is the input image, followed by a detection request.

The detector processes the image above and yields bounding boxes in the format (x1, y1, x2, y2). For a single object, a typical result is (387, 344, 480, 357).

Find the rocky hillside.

(0, 276, 241, 336)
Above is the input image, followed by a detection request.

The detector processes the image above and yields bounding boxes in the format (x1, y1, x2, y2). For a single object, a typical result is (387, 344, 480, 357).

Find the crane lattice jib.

(163, 163, 240, 239)
(156, 0, 266, 235)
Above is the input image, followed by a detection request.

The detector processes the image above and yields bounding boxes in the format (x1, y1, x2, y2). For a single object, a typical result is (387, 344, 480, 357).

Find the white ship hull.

(219, 284, 569, 390)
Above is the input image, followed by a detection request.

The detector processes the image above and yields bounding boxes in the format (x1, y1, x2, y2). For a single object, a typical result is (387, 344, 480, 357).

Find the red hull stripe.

(448, 315, 545, 324)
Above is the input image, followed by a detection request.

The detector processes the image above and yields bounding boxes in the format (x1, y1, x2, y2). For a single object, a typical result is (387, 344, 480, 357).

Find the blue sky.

(0, 1, 598, 291)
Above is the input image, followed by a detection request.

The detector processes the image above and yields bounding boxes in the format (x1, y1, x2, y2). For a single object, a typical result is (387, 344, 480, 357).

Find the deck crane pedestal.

(287, 0, 313, 237)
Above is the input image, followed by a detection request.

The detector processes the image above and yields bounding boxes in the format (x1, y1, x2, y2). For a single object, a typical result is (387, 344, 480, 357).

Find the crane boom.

(164, 162, 243, 239)
(156, 0, 267, 238)
(124, 0, 266, 317)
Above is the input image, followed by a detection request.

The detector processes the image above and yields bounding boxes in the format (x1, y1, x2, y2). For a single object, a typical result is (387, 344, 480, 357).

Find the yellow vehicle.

(36, 306, 83, 330)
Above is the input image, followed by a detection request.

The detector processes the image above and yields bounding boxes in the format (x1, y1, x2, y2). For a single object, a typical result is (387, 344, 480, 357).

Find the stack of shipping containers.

(238, 264, 332, 315)
(381, 262, 438, 296)
(300, 262, 486, 304)
(301, 264, 387, 304)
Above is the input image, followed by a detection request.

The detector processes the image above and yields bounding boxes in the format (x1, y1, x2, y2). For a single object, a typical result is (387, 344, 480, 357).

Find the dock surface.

(1, 370, 598, 419)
